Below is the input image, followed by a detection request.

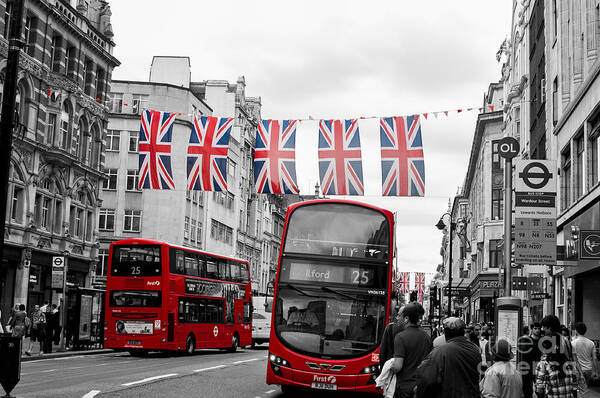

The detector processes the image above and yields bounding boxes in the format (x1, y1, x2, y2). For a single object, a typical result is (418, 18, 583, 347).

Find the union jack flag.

(254, 120, 299, 194)
(138, 109, 178, 190)
(380, 115, 425, 197)
(398, 272, 411, 294)
(415, 272, 426, 302)
(186, 116, 233, 192)
(318, 119, 364, 195)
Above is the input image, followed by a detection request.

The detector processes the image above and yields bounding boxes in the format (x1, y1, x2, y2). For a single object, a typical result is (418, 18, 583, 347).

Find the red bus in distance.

(104, 238, 252, 355)
(266, 200, 394, 394)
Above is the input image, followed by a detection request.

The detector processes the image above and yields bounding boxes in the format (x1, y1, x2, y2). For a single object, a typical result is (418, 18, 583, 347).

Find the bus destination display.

(288, 262, 374, 286)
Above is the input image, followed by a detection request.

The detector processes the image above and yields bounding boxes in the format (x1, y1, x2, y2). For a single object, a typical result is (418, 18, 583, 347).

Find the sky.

(109, 1, 512, 278)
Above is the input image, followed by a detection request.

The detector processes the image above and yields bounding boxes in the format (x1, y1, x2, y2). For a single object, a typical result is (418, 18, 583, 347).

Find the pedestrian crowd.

(376, 303, 599, 398)
(0, 301, 61, 356)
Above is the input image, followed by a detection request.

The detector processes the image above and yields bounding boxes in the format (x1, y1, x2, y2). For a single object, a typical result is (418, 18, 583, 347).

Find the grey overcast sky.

(110, 1, 511, 282)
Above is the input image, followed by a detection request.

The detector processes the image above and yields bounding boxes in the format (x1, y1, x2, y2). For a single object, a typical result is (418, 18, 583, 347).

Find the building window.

(24, 15, 36, 57)
(126, 169, 140, 191)
(59, 103, 70, 150)
(106, 130, 120, 151)
(197, 221, 203, 244)
(492, 141, 502, 171)
(64, 43, 76, 77)
(83, 59, 94, 96)
(552, 77, 558, 126)
(514, 107, 521, 142)
(191, 219, 197, 242)
(128, 131, 138, 153)
(47, 114, 56, 146)
(574, 133, 584, 199)
(103, 169, 118, 190)
(123, 210, 142, 232)
(95, 67, 105, 100)
(184, 216, 190, 240)
(50, 34, 62, 72)
(10, 185, 24, 222)
(552, 0, 558, 41)
(589, 127, 599, 189)
(3, 2, 11, 38)
(70, 206, 84, 238)
(489, 240, 503, 268)
(97, 249, 109, 277)
(132, 94, 146, 114)
(98, 208, 115, 231)
(491, 188, 503, 220)
(211, 219, 233, 244)
(561, 146, 571, 211)
(228, 159, 236, 179)
(111, 93, 123, 113)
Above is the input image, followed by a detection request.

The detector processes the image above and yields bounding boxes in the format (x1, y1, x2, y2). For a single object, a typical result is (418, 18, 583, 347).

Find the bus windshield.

(111, 245, 162, 276)
(273, 284, 386, 359)
(283, 203, 389, 259)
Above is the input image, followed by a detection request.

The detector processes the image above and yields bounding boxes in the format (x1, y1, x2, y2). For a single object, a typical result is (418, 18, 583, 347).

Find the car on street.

(252, 296, 272, 347)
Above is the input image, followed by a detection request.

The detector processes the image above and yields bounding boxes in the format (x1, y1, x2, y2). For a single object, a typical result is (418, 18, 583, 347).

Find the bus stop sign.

(494, 137, 520, 159)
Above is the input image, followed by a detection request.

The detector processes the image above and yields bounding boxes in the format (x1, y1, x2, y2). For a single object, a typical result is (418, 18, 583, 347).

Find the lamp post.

(436, 214, 455, 317)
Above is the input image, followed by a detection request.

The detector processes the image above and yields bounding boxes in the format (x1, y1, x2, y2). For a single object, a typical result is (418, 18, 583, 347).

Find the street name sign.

(514, 160, 557, 266)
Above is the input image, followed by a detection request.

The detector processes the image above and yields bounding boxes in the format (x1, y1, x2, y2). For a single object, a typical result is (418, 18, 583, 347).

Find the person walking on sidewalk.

(534, 315, 577, 398)
(415, 317, 481, 398)
(390, 303, 431, 398)
(27, 304, 46, 356)
(9, 304, 28, 340)
(379, 305, 406, 369)
(43, 303, 54, 353)
(49, 304, 60, 345)
(519, 322, 542, 398)
(480, 339, 523, 398)
(571, 322, 599, 394)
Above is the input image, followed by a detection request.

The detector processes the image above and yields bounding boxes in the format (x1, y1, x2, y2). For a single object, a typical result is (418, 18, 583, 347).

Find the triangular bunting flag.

(423, 113, 428, 120)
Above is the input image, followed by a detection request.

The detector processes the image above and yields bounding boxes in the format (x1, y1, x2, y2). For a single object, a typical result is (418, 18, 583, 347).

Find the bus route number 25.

(351, 270, 370, 285)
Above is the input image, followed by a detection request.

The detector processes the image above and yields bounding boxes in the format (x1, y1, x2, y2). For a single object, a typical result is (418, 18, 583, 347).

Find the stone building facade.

(0, 0, 119, 325)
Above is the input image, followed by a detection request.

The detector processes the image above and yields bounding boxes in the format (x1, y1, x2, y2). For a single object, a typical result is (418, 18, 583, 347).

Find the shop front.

(469, 273, 503, 324)
(561, 199, 600, 340)
(0, 246, 21, 326)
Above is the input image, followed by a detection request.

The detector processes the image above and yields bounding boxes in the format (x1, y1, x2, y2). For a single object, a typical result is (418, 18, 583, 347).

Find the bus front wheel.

(185, 334, 196, 355)
(227, 334, 239, 353)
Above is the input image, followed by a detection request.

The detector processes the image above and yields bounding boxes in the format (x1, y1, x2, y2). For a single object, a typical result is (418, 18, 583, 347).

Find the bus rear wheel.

(185, 335, 196, 355)
(227, 334, 239, 353)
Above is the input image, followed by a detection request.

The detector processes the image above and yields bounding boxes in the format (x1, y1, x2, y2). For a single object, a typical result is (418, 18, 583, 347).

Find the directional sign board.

(51, 256, 65, 289)
(514, 160, 557, 266)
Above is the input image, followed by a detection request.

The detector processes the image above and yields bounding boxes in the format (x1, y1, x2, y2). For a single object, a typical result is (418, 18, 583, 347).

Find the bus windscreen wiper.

(283, 283, 318, 297)
(321, 286, 355, 300)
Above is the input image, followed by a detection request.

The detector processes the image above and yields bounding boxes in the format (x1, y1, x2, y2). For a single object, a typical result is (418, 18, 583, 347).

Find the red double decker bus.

(266, 200, 394, 394)
(104, 238, 252, 355)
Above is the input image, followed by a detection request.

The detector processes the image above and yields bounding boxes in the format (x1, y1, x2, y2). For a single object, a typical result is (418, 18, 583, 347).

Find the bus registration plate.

(311, 383, 337, 391)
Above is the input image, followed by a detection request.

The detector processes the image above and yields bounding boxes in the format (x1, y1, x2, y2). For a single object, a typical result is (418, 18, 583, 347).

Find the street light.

(436, 213, 455, 317)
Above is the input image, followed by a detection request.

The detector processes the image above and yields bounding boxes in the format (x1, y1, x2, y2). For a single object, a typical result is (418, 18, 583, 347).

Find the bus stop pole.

(59, 253, 69, 351)
(504, 157, 513, 296)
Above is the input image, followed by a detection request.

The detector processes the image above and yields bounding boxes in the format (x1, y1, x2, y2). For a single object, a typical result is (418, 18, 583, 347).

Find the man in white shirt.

(572, 322, 599, 388)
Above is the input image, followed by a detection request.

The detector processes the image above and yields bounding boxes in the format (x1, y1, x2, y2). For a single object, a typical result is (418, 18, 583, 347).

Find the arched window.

(59, 102, 71, 150)
(78, 119, 89, 164)
(34, 177, 62, 233)
(16, 80, 31, 130)
(90, 124, 101, 168)
(70, 187, 94, 242)
(8, 163, 25, 224)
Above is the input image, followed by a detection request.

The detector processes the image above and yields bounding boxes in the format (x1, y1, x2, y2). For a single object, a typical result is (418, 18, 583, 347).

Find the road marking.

(266, 389, 276, 394)
(232, 357, 262, 364)
(39, 368, 57, 373)
(82, 390, 101, 398)
(122, 373, 178, 386)
(193, 365, 226, 372)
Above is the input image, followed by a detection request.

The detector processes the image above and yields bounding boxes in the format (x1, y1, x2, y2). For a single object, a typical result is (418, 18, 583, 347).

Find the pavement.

(18, 336, 110, 362)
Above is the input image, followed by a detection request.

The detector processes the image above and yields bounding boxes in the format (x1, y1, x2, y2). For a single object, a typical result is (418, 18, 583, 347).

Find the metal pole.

(0, 0, 26, 261)
(448, 223, 453, 316)
(59, 254, 68, 351)
(504, 158, 513, 296)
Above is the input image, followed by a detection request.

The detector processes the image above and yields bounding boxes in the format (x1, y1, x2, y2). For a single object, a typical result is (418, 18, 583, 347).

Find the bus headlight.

(269, 353, 291, 376)
(360, 364, 381, 374)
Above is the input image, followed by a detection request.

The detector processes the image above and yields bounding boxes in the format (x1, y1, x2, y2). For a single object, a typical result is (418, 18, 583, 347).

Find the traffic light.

(430, 286, 438, 307)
